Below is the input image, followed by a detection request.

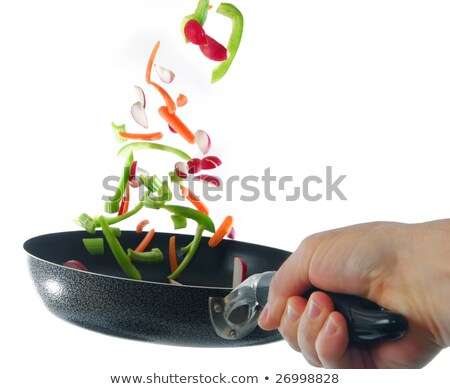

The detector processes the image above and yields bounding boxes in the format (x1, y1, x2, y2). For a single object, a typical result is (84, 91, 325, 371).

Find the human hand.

(258, 220, 450, 368)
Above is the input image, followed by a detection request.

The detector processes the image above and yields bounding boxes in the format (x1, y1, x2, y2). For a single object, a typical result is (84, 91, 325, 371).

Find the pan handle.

(303, 289, 408, 343)
(256, 274, 408, 344)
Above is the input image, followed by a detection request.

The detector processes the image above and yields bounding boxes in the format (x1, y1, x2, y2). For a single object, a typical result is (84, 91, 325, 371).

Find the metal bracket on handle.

(209, 272, 275, 340)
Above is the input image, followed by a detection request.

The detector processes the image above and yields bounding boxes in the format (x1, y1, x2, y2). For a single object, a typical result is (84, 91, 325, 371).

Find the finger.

(278, 296, 308, 352)
(259, 235, 320, 330)
(315, 311, 353, 368)
(259, 223, 386, 331)
(297, 292, 334, 367)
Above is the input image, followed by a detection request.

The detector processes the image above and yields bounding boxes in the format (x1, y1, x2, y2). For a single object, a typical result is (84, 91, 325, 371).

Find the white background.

(2, 0, 450, 387)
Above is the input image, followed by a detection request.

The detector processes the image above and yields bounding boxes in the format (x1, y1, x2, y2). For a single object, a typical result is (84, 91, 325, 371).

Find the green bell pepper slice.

(128, 248, 164, 263)
(171, 214, 187, 230)
(211, 3, 244, 83)
(168, 224, 205, 280)
(98, 216, 142, 280)
(162, 204, 215, 233)
(104, 151, 134, 213)
(118, 141, 192, 161)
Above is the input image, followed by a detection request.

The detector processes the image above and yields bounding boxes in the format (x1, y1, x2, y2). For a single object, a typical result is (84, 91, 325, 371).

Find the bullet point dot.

(265, 376, 269, 380)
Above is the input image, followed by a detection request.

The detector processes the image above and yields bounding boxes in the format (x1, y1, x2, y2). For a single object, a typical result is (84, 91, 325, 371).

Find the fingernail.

(287, 302, 300, 322)
(307, 299, 322, 319)
(325, 316, 338, 336)
(258, 305, 269, 325)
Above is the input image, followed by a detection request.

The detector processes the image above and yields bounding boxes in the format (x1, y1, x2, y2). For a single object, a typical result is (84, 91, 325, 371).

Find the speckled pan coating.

(25, 231, 290, 347)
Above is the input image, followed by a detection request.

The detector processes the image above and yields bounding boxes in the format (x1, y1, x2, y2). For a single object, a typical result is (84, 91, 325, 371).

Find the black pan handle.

(303, 289, 408, 343)
(256, 275, 408, 344)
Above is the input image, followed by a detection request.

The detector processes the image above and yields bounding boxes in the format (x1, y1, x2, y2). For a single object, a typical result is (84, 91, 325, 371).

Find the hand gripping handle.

(256, 274, 408, 343)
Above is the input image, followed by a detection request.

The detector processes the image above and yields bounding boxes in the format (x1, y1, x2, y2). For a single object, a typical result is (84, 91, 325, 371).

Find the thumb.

(258, 236, 316, 330)
(258, 224, 380, 331)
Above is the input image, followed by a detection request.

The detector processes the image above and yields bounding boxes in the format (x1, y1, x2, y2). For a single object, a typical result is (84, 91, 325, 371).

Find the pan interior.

(24, 231, 291, 288)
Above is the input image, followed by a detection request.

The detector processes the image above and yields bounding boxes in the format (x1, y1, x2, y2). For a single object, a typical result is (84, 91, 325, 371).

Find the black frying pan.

(24, 231, 288, 347)
(25, 231, 408, 347)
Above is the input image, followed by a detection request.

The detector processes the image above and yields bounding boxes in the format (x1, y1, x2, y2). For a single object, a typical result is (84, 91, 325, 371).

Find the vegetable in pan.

(74, 39, 236, 282)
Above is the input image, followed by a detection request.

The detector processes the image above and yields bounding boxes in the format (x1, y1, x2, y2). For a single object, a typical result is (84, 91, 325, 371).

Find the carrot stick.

(180, 185, 209, 215)
(181, 185, 189, 197)
(187, 194, 209, 215)
(118, 131, 163, 141)
(158, 106, 196, 144)
(169, 235, 178, 273)
(150, 82, 177, 113)
(145, 40, 177, 113)
(136, 219, 150, 233)
(176, 94, 188, 107)
(208, 216, 233, 248)
(134, 228, 155, 252)
(145, 40, 160, 84)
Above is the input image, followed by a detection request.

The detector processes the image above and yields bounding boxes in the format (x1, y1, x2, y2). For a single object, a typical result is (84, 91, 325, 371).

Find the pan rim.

(26, 252, 235, 290)
(24, 230, 286, 291)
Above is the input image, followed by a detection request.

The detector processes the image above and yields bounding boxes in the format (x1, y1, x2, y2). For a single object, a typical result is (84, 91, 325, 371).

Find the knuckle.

(298, 231, 324, 253)
(279, 323, 301, 353)
(297, 323, 315, 349)
(269, 271, 284, 296)
(297, 318, 317, 351)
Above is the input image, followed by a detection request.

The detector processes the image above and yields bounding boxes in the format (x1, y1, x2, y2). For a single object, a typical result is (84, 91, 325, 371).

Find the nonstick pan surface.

(25, 231, 291, 347)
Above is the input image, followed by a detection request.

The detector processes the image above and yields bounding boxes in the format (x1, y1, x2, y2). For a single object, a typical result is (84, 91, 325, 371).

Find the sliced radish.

(195, 130, 211, 154)
(232, 256, 247, 288)
(129, 178, 141, 188)
(128, 161, 140, 187)
(193, 174, 221, 187)
(134, 85, 146, 108)
(117, 196, 126, 216)
(168, 124, 177, 134)
(227, 226, 235, 240)
(184, 19, 208, 45)
(131, 101, 148, 129)
(63, 260, 88, 272)
(187, 158, 202, 174)
(175, 161, 188, 179)
(154, 64, 175, 84)
(201, 156, 222, 170)
(200, 35, 228, 62)
(129, 161, 137, 181)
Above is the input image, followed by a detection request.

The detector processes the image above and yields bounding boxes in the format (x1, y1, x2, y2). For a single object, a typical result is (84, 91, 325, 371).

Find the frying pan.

(25, 231, 408, 347)
(24, 230, 288, 347)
